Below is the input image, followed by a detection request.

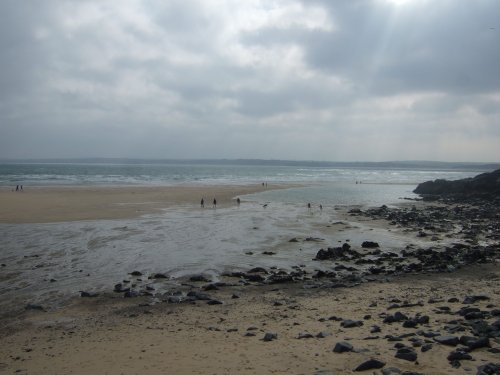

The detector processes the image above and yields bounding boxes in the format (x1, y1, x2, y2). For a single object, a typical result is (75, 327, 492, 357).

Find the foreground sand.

(0, 184, 279, 223)
(1, 264, 498, 375)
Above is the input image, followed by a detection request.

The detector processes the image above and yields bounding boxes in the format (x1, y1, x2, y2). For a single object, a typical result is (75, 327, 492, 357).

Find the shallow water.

(0, 191, 427, 312)
(0, 166, 486, 312)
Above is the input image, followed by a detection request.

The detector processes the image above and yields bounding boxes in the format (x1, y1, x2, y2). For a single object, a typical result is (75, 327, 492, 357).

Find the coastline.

(0, 184, 289, 224)
(1, 264, 498, 375)
(1, 183, 499, 374)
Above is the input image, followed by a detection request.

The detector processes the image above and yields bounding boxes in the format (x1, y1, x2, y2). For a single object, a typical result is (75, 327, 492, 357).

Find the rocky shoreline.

(2, 186, 500, 374)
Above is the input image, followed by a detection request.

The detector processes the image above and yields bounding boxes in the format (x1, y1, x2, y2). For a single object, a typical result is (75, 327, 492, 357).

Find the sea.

(0, 161, 490, 311)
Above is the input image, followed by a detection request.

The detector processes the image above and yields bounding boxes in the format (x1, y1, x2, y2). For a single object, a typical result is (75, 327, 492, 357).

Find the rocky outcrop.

(413, 169, 500, 199)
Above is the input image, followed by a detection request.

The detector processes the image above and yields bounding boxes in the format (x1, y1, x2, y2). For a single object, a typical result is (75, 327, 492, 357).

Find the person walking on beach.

(319, 204, 323, 211)
(237, 197, 241, 205)
(307, 202, 311, 210)
(15, 185, 19, 192)
(201, 198, 204, 208)
(213, 198, 217, 208)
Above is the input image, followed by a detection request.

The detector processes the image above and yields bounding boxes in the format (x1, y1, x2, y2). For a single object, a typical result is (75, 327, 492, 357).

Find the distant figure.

(307, 202, 311, 210)
(237, 197, 241, 205)
(262, 182, 265, 186)
(319, 204, 323, 211)
(201, 198, 204, 208)
(213, 198, 217, 208)
(20, 185, 23, 191)
(16, 185, 19, 191)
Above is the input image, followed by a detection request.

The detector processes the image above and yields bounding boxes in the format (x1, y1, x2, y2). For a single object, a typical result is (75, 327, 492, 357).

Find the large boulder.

(413, 169, 500, 198)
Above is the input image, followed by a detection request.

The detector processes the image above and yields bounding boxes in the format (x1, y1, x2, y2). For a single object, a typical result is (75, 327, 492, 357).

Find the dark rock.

(244, 274, 265, 282)
(354, 358, 386, 371)
(25, 304, 45, 311)
(289, 238, 299, 242)
(297, 332, 314, 339)
(202, 283, 219, 291)
(413, 169, 500, 198)
(186, 291, 211, 301)
(316, 331, 332, 338)
(463, 295, 491, 304)
(113, 283, 130, 293)
(190, 274, 210, 282)
(421, 343, 433, 352)
(124, 290, 140, 298)
(476, 363, 500, 375)
(434, 335, 460, 346)
(341, 319, 363, 328)
(130, 271, 142, 276)
(460, 336, 490, 350)
(333, 341, 353, 353)
(80, 291, 98, 297)
(263, 332, 278, 342)
(362, 241, 380, 248)
(247, 267, 267, 273)
(207, 299, 223, 305)
(447, 350, 473, 361)
(395, 347, 418, 362)
(152, 273, 168, 279)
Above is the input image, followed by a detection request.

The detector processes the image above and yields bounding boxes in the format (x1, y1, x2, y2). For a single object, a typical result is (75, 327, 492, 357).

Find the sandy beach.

(1, 264, 498, 375)
(1, 184, 499, 374)
(0, 184, 276, 223)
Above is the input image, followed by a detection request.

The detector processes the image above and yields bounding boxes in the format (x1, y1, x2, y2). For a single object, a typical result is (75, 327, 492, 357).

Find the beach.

(1, 183, 499, 374)
(0, 185, 274, 223)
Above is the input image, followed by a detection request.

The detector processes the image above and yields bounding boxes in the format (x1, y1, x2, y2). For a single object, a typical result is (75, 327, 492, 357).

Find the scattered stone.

(333, 341, 353, 353)
(80, 291, 98, 298)
(25, 304, 44, 311)
(316, 331, 332, 338)
(463, 295, 490, 304)
(434, 335, 460, 346)
(190, 274, 210, 282)
(460, 336, 490, 350)
(297, 332, 314, 339)
(130, 271, 142, 276)
(362, 241, 380, 248)
(421, 343, 433, 352)
(207, 299, 223, 305)
(263, 333, 278, 342)
(354, 358, 386, 371)
(447, 350, 473, 361)
(341, 319, 363, 328)
(395, 347, 418, 362)
(152, 273, 168, 279)
(113, 283, 129, 293)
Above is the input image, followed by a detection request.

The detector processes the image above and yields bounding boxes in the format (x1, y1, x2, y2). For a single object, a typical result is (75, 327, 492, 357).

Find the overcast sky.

(0, 0, 499, 162)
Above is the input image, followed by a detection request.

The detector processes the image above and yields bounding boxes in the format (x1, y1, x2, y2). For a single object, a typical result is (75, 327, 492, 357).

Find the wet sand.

(0, 185, 280, 223)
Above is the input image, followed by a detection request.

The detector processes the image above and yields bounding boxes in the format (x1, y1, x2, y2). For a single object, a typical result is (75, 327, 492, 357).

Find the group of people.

(13, 185, 23, 192)
(200, 197, 241, 208)
(307, 202, 323, 211)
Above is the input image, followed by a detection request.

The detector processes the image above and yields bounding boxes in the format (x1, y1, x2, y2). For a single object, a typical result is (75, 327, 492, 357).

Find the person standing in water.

(213, 198, 217, 208)
(201, 198, 204, 208)
(237, 197, 241, 205)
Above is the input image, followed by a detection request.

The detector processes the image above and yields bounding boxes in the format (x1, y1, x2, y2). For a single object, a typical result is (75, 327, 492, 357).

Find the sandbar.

(0, 184, 283, 224)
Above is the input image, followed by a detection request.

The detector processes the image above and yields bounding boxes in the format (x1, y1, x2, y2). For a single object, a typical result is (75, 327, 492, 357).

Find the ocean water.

(0, 162, 486, 311)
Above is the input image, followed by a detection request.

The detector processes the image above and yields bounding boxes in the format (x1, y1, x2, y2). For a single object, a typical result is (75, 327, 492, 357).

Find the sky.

(0, 0, 499, 162)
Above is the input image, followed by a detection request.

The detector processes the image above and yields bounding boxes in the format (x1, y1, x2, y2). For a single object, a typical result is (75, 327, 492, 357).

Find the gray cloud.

(0, 0, 499, 161)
